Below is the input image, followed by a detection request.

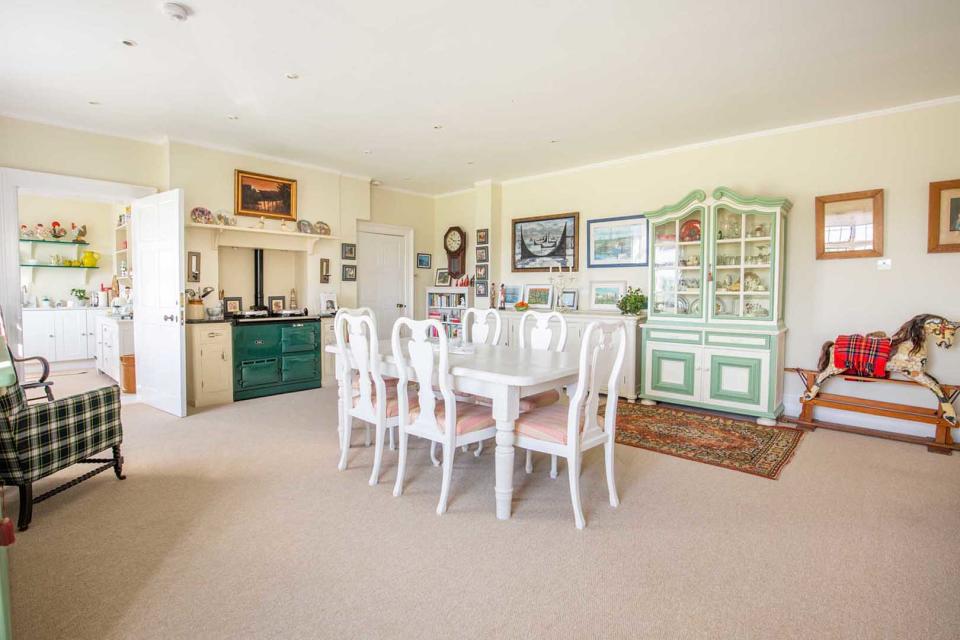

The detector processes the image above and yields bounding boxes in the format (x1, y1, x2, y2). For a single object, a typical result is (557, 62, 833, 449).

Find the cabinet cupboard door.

(644, 343, 701, 400)
(22, 312, 56, 362)
(199, 345, 231, 395)
(702, 348, 768, 410)
(54, 311, 88, 361)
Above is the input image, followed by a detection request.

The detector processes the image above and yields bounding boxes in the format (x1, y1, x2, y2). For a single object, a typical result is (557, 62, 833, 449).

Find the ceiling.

(2, 0, 959, 195)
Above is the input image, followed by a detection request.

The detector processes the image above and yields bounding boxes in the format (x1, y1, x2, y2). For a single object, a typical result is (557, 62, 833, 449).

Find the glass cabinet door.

(710, 206, 775, 321)
(651, 207, 705, 319)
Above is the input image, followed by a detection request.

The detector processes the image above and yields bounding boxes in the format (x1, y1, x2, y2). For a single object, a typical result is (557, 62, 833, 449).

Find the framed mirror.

(815, 189, 883, 260)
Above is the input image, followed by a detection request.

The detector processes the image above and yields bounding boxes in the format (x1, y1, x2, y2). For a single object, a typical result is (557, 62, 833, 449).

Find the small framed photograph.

(815, 189, 884, 259)
(476, 264, 488, 280)
(476, 246, 489, 263)
(223, 296, 243, 316)
(267, 296, 286, 313)
(417, 253, 432, 269)
(476, 281, 488, 297)
(434, 269, 451, 286)
(319, 293, 338, 313)
(503, 284, 522, 305)
(319, 258, 331, 283)
(477, 228, 489, 245)
(341, 243, 357, 260)
(590, 282, 626, 311)
(523, 284, 553, 309)
(342, 264, 357, 281)
(928, 179, 960, 253)
(558, 289, 579, 311)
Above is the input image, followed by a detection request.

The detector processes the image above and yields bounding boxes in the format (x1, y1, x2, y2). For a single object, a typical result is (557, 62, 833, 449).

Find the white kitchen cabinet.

(96, 315, 134, 383)
(54, 309, 88, 361)
(21, 310, 56, 361)
(498, 310, 643, 401)
(186, 323, 233, 408)
(20, 308, 109, 364)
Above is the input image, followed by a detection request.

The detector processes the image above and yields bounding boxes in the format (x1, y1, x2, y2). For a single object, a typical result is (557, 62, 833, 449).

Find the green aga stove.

(232, 315, 322, 400)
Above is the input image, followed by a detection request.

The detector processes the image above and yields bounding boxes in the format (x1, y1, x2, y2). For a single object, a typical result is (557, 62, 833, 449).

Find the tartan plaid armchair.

(0, 378, 125, 531)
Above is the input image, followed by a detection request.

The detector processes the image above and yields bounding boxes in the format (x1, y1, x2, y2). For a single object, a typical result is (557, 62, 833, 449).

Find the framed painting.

(319, 293, 338, 313)
(523, 284, 553, 309)
(511, 212, 579, 272)
(590, 282, 626, 312)
(267, 296, 285, 313)
(341, 264, 357, 282)
(558, 289, 579, 311)
(476, 264, 488, 280)
(234, 170, 297, 221)
(417, 253, 432, 269)
(586, 214, 648, 268)
(503, 284, 522, 305)
(929, 179, 960, 253)
(341, 243, 356, 260)
(434, 269, 450, 286)
(476, 246, 489, 263)
(815, 189, 884, 259)
(477, 228, 489, 244)
(223, 296, 243, 317)
(476, 281, 488, 297)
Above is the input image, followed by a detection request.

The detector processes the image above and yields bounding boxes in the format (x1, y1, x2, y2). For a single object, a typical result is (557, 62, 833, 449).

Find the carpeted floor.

(7, 386, 960, 639)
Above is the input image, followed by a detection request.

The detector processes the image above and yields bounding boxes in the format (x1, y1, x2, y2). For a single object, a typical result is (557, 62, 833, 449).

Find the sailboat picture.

(511, 212, 580, 272)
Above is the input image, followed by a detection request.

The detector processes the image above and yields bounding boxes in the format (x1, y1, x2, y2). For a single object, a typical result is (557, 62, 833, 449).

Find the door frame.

(0, 168, 155, 360)
(355, 221, 414, 320)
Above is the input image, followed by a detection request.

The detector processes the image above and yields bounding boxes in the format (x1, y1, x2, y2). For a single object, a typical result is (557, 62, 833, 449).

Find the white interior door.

(132, 189, 186, 417)
(357, 231, 407, 337)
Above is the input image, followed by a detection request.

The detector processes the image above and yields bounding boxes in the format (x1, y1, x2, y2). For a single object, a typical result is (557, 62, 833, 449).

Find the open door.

(131, 189, 186, 417)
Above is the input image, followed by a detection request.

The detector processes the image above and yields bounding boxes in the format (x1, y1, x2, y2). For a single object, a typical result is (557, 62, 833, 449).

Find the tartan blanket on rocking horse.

(833, 334, 892, 378)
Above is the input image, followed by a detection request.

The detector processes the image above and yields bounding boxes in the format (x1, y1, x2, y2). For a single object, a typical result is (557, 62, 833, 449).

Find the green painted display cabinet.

(639, 187, 791, 425)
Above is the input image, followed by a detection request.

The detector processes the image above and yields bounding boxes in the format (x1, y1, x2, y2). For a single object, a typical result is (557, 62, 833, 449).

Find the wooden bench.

(786, 368, 959, 455)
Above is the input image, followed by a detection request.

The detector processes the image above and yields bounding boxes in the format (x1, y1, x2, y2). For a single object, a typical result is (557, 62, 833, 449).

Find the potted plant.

(70, 288, 89, 307)
(616, 286, 648, 316)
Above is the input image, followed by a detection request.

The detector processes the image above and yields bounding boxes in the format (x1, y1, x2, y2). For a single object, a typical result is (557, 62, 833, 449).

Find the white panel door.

(132, 189, 186, 417)
(357, 231, 407, 337)
(54, 310, 88, 361)
(21, 311, 56, 361)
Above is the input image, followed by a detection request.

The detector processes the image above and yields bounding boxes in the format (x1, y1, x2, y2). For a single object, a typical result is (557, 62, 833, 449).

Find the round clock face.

(445, 229, 463, 252)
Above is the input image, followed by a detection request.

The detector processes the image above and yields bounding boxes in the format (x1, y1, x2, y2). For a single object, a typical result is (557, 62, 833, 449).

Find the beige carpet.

(7, 386, 960, 640)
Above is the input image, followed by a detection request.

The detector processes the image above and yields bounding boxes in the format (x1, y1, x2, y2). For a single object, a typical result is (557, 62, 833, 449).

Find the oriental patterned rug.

(610, 402, 804, 479)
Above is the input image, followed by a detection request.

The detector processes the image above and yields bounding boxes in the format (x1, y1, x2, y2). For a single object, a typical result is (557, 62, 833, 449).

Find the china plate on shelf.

(689, 297, 701, 315)
(679, 219, 701, 242)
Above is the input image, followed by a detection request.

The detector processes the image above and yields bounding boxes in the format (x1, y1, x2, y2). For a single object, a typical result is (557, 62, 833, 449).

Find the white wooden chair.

(518, 310, 568, 477)
(459, 308, 502, 456)
(391, 318, 498, 515)
(514, 320, 627, 529)
(335, 308, 408, 486)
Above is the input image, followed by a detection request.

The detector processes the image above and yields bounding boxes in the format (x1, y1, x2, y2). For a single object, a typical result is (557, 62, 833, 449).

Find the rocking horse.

(793, 314, 960, 453)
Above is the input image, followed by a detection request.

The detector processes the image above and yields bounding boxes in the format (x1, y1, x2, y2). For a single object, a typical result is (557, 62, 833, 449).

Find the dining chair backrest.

(567, 321, 627, 445)
(462, 308, 502, 346)
(334, 308, 386, 413)
(391, 318, 456, 434)
(519, 310, 567, 352)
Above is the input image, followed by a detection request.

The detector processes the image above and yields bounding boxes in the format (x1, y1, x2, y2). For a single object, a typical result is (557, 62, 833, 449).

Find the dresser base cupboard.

(21, 308, 109, 368)
(497, 310, 642, 402)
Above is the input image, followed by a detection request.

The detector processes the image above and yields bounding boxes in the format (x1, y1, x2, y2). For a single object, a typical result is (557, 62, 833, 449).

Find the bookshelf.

(425, 286, 473, 338)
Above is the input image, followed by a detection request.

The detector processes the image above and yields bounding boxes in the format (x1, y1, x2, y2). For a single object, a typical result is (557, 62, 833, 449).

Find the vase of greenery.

(616, 286, 648, 316)
(70, 288, 89, 307)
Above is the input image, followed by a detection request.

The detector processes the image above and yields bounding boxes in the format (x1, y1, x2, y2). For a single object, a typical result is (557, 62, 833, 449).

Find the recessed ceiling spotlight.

(371, 179, 383, 186)
(549, 139, 560, 144)
(122, 39, 138, 47)
(88, 100, 101, 106)
(361, 149, 372, 155)
(466, 161, 474, 165)
(403, 177, 412, 181)
(432, 124, 443, 130)
(226, 114, 239, 120)
(285, 72, 300, 80)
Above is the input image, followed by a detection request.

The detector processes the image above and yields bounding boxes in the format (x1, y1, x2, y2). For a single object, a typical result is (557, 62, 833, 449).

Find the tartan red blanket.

(833, 334, 892, 378)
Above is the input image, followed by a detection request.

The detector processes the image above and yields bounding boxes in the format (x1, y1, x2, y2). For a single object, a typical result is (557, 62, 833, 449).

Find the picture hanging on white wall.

(586, 214, 648, 268)
(590, 282, 626, 311)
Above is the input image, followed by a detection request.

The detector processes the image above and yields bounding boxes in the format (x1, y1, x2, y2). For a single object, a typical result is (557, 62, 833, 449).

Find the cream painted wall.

(0, 116, 164, 188)
(370, 188, 436, 319)
(169, 141, 371, 313)
(490, 101, 960, 434)
(17, 194, 116, 302)
(434, 190, 477, 292)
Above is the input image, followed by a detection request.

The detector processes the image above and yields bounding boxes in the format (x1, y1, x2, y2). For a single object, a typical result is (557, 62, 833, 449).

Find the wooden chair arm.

(11, 353, 50, 382)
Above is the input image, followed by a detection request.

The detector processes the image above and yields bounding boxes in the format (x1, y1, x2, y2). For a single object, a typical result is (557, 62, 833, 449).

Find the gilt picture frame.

(234, 170, 297, 221)
(928, 179, 960, 253)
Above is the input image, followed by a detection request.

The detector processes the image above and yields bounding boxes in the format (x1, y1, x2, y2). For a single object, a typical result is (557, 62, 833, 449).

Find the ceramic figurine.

(19, 224, 35, 239)
(73, 223, 88, 243)
(257, 217, 266, 229)
(50, 221, 67, 239)
(36, 223, 50, 239)
(289, 288, 298, 309)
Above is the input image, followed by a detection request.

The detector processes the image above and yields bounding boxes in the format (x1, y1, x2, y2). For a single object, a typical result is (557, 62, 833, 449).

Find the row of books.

(428, 293, 466, 308)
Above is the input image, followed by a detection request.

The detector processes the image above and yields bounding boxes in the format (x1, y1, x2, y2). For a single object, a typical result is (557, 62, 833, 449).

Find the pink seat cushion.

(353, 385, 418, 418)
(410, 401, 496, 435)
(518, 389, 561, 413)
(351, 374, 397, 390)
(515, 403, 571, 444)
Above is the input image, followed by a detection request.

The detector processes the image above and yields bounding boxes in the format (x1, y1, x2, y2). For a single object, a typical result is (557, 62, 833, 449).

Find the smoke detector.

(162, 2, 191, 21)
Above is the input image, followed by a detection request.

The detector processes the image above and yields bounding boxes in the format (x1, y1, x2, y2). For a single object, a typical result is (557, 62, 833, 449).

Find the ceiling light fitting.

(432, 124, 443, 130)
(371, 179, 383, 187)
(226, 114, 239, 120)
(88, 100, 101, 106)
(162, 2, 191, 22)
(285, 72, 300, 80)
(122, 39, 138, 47)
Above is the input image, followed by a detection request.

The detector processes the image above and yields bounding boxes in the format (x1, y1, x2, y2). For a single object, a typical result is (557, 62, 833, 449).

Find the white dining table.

(326, 340, 581, 519)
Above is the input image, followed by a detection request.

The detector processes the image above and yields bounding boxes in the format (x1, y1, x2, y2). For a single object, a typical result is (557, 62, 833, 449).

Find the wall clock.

(443, 226, 467, 278)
